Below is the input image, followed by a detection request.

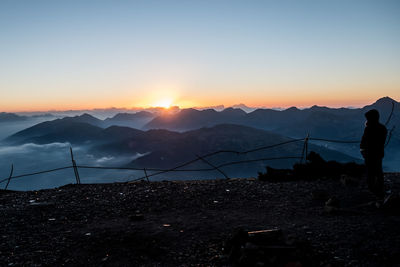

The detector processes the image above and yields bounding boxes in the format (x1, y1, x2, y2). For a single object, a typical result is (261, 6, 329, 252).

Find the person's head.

(365, 109, 380, 123)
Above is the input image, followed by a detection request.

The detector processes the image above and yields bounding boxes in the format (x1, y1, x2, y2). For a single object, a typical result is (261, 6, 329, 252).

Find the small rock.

(244, 242, 259, 250)
(324, 205, 339, 214)
(129, 214, 144, 221)
(340, 175, 359, 187)
(325, 197, 340, 208)
(311, 190, 330, 201)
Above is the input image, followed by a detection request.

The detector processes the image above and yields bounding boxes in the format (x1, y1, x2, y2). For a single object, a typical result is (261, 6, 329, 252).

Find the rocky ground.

(0, 174, 399, 266)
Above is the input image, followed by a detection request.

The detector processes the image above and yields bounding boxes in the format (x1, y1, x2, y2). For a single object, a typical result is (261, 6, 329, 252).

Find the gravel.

(0, 174, 399, 266)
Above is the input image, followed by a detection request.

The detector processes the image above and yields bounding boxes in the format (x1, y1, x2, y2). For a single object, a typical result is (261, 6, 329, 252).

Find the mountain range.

(0, 112, 29, 122)
(144, 97, 399, 140)
(3, 122, 359, 177)
(142, 97, 400, 170)
(1, 111, 156, 133)
(2, 97, 399, 173)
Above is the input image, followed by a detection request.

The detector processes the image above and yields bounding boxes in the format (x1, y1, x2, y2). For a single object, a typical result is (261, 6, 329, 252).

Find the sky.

(0, 0, 399, 112)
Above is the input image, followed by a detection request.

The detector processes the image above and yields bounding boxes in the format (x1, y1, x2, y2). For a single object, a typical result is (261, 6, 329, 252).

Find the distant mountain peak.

(364, 96, 398, 111)
(180, 108, 201, 114)
(77, 113, 97, 119)
(285, 106, 300, 112)
(310, 105, 322, 109)
(375, 96, 397, 105)
(109, 111, 154, 120)
(222, 107, 241, 112)
(221, 107, 247, 115)
(231, 104, 250, 109)
(135, 111, 154, 116)
(0, 112, 27, 122)
(231, 103, 256, 112)
(58, 113, 102, 127)
(309, 105, 331, 112)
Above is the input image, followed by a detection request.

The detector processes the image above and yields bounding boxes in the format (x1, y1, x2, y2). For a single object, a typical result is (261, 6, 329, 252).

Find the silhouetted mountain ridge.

(91, 124, 359, 175)
(3, 97, 398, 172)
(5, 120, 103, 145)
(60, 113, 103, 127)
(5, 120, 360, 176)
(144, 97, 398, 139)
(0, 112, 29, 122)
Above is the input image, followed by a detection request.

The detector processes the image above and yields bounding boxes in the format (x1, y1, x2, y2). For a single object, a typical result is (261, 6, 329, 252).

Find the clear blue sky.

(1, 0, 399, 111)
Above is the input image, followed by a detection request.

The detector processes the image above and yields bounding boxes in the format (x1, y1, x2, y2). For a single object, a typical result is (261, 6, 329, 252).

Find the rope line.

(0, 166, 72, 184)
(0, 136, 368, 186)
(127, 139, 305, 182)
(76, 165, 215, 172)
(216, 156, 302, 168)
(309, 137, 359, 144)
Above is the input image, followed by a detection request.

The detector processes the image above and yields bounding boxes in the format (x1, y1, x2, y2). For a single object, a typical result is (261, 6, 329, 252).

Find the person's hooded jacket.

(360, 109, 387, 159)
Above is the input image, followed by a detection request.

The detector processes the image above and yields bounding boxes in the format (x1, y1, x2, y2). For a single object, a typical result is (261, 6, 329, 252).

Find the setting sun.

(153, 98, 173, 109)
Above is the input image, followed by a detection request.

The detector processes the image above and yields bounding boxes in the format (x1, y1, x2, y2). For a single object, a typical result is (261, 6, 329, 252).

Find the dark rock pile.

(259, 151, 365, 181)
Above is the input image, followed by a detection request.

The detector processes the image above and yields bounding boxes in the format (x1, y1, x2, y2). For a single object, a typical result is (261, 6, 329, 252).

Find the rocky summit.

(1, 174, 400, 266)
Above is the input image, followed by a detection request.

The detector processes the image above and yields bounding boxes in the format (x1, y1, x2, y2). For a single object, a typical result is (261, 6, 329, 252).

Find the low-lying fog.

(0, 142, 231, 191)
(0, 142, 146, 191)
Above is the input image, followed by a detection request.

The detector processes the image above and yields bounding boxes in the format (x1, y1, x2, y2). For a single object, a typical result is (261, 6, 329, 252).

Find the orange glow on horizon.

(1, 94, 398, 113)
(151, 98, 173, 109)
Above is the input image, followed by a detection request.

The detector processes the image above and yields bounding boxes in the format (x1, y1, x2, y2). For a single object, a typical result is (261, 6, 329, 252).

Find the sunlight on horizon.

(152, 98, 174, 109)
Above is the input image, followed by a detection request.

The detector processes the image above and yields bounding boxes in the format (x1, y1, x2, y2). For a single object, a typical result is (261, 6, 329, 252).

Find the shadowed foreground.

(1, 175, 399, 266)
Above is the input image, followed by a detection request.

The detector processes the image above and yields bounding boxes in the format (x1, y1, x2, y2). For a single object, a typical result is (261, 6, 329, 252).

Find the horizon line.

(3, 96, 397, 114)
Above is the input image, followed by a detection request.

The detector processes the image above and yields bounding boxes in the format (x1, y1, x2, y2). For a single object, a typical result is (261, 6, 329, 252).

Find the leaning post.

(305, 133, 310, 161)
(4, 164, 14, 190)
(143, 168, 150, 182)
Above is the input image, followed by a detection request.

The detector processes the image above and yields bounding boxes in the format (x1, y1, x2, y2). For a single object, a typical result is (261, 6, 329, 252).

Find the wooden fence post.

(70, 147, 81, 184)
(143, 168, 150, 182)
(4, 164, 14, 190)
(305, 133, 310, 162)
(299, 133, 310, 164)
(300, 139, 306, 164)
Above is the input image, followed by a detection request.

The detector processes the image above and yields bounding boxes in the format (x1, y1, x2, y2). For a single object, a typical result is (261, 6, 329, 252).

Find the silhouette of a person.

(360, 109, 387, 198)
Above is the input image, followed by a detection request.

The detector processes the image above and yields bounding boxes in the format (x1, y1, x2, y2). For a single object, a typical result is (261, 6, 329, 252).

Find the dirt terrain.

(0, 174, 399, 266)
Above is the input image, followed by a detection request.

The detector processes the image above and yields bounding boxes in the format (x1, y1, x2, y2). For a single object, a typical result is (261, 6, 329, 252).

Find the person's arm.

(360, 127, 368, 158)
